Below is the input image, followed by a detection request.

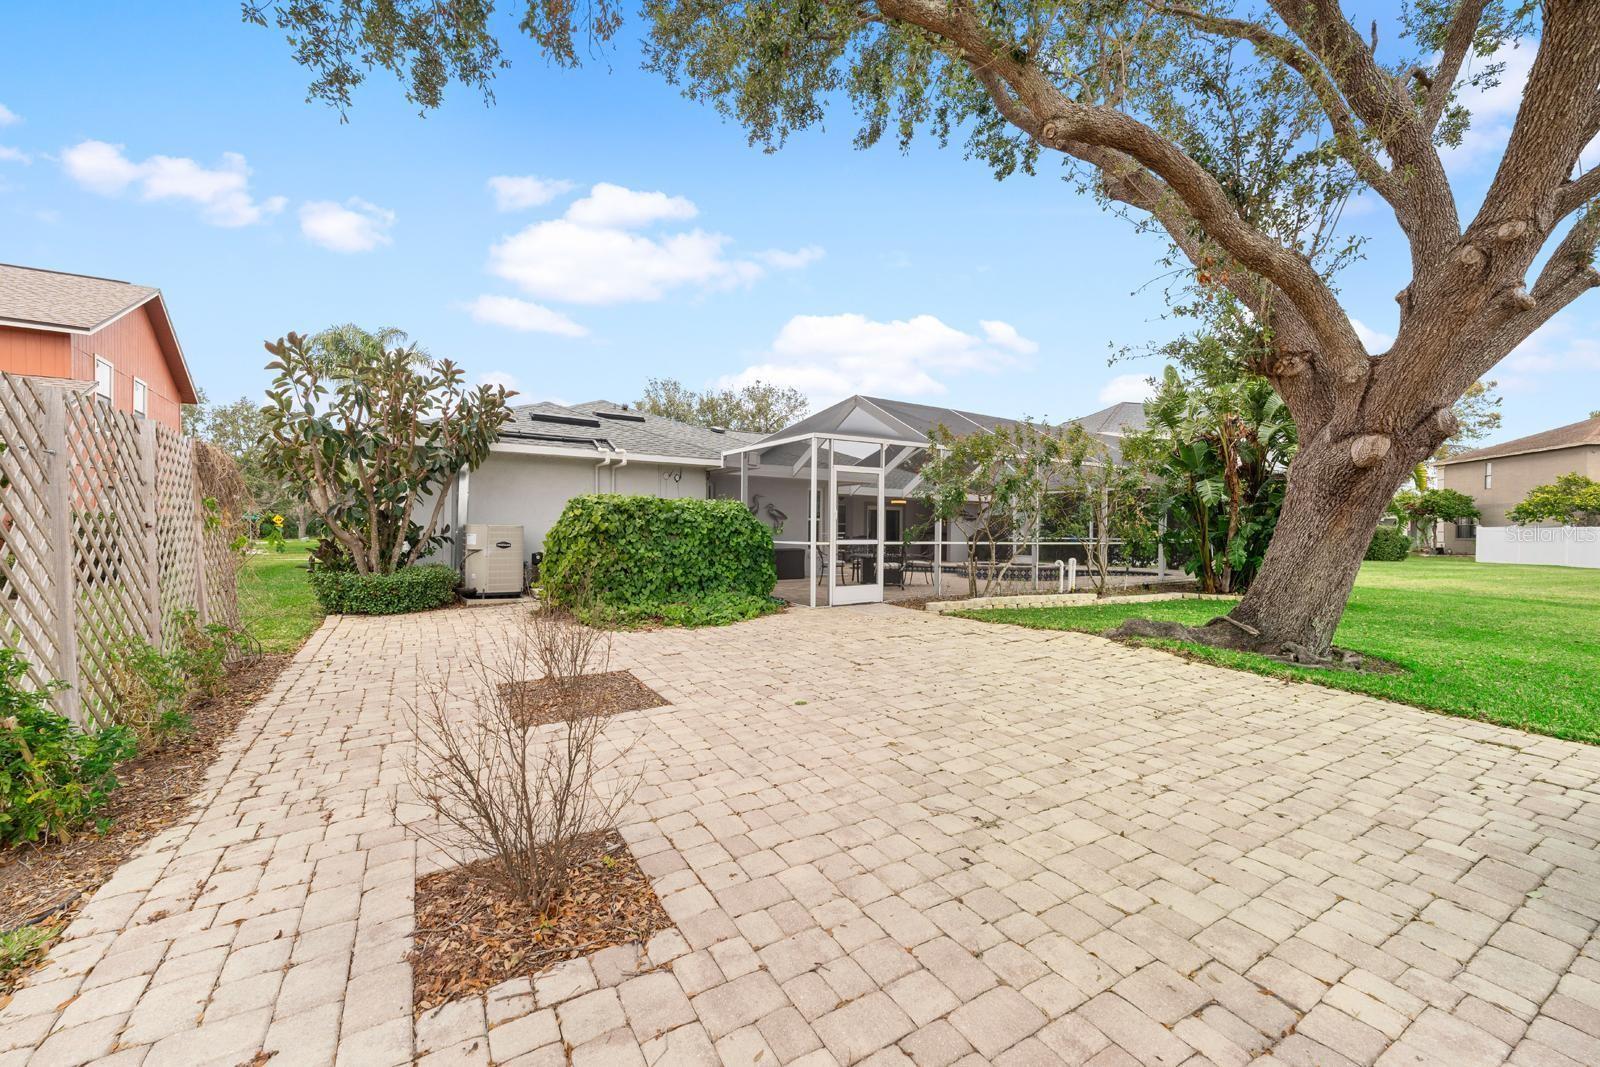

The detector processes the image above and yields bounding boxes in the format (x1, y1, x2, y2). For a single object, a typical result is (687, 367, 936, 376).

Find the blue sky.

(2, 3, 1596, 440)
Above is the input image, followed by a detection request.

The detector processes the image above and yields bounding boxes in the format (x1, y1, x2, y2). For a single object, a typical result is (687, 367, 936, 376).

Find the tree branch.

(1421, 0, 1490, 132)
(1147, 3, 1399, 202)
(1265, 0, 1461, 266)
(1477, 6, 1600, 234)
(1556, 165, 1600, 220)
(915, 3, 1367, 381)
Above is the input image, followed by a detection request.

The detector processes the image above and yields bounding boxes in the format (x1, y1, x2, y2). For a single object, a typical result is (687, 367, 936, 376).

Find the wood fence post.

(139, 419, 162, 645)
(42, 387, 82, 725)
(188, 437, 210, 626)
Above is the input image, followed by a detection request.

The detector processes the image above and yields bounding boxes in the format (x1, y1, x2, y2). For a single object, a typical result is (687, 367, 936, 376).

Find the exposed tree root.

(1105, 615, 1385, 673)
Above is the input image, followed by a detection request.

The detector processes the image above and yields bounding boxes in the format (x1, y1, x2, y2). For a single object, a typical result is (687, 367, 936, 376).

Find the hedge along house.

(712, 395, 1158, 607)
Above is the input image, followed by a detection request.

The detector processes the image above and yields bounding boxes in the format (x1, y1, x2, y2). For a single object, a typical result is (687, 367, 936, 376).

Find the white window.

(94, 356, 114, 402)
(1484, 461, 1494, 490)
(132, 378, 149, 417)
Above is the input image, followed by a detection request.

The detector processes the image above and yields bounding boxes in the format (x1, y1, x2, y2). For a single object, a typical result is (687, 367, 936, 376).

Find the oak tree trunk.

(1227, 431, 1423, 655)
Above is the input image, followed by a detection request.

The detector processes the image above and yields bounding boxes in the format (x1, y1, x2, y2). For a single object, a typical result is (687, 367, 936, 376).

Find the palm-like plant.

(1128, 368, 1297, 593)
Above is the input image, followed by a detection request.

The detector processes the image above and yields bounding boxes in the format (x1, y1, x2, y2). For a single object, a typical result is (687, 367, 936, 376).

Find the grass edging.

(951, 559, 1600, 746)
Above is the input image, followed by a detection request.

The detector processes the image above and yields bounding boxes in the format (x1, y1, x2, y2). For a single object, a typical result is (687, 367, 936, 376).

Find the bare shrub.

(405, 609, 634, 913)
(527, 600, 610, 702)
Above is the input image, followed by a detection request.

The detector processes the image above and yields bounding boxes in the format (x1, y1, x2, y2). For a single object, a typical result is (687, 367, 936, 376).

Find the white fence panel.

(1476, 526, 1600, 569)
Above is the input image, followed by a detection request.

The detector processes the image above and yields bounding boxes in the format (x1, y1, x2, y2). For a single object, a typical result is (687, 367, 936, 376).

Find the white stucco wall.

(464, 451, 710, 554)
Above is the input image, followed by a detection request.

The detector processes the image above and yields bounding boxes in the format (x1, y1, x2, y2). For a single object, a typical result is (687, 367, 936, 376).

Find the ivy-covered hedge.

(542, 496, 777, 626)
(1364, 525, 1412, 562)
(309, 563, 460, 615)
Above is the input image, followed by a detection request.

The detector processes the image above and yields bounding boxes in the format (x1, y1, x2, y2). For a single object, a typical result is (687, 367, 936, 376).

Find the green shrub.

(309, 563, 460, 615)
(1, 924, 57, 985)
(593, 592, 784, 629)
(0, 649, 137, 846)
(106, 639, 189, 745)
(542, 497, 776, 627)
(171, 611, 239, 701)
(106, 616, 240, 746)
(1365, 525, 1412, 562)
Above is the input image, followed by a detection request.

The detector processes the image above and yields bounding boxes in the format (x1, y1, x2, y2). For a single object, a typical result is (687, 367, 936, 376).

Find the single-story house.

(443, 393, 1150, 605)
(1434, 413, 1600, 553)
(0, 263, 198, 431)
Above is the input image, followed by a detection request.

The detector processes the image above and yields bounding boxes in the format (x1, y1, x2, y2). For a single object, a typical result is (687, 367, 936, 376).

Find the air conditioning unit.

(462, 524, 526, 597)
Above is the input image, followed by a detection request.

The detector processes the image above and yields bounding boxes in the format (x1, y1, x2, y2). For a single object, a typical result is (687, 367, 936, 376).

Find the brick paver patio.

(3, 604, 1599, 1066)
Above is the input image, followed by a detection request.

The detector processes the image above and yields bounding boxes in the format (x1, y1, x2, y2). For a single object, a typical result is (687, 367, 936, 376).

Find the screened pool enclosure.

(712, 396, 1171, 607)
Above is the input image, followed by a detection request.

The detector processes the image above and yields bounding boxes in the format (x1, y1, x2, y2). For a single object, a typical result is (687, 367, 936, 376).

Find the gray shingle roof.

(1438, 414, 1600, 464)
(0, 263, 159, 331)
(1069, 401, 1149, 437)
(498, 399, 763, 461)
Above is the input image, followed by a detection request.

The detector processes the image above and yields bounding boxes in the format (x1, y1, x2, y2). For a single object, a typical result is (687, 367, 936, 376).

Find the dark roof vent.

(501, 430, 605, 448)
(709, 425, 727, 434)
(595, 410, 647, 423)
(524, 411, 601, 428)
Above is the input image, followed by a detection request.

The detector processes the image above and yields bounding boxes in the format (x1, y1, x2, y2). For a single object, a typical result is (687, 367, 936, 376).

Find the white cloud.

(487, 175, 574, 211)
(0, 145, 29, 164)
(564, 182, 697, 228)
(487, 182, 820, 306)
(757, 246, 825, 270)
(1441, 44, 1536, 173)
(0, 104, 18, 126)
(491, 221, 754, 303)
(60, 140, 286, 226)
(1351, 317, 1395, 353)
(717, 313, 1032, 406)
(299, 198, 395, 253)
(1499, 320, 1600, 393)
(980, 320, 1039, 356)
(463, 294, 588, 338)
(1097, 373, 1155, 405)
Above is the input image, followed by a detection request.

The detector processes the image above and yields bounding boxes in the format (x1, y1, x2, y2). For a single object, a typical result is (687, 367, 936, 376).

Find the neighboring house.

(450, 392, 1147, 604)
(0, 263, 197, 431)
(1435, 413, 1600, 553)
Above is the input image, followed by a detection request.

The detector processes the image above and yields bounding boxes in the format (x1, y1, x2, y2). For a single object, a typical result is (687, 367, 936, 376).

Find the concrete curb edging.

(926, 591, 1239, 615)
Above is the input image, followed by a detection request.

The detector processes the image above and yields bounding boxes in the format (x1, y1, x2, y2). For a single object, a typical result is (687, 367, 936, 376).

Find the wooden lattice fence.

(0, 373, 241, 727)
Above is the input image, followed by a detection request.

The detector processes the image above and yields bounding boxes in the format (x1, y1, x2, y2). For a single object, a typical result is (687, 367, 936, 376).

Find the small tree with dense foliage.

(1391, 488, 1480, 547)
(917, 422, 1068, 597)
(261, 331, 512, 574)
(1509, 473, 1600, 526)
(1053, 427, 1153, 596)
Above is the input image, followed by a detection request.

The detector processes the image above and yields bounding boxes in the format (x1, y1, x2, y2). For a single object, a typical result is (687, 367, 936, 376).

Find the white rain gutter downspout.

(594, 452, 613, 491)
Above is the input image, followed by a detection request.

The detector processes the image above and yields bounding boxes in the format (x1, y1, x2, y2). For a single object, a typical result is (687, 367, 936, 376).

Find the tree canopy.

(638, 377, 809, 434)
(260, 331, 513, 573)
(1508, 473, 1600, 526)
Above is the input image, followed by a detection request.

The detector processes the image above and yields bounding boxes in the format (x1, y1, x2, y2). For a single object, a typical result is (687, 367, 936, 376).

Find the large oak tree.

(250, 0, 1600, 657)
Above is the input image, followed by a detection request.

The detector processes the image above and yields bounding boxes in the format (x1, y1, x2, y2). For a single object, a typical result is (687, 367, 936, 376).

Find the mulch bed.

(411, 830, 671, 1013)
(497, 670, 667, 727)
(0, 653, 291, 996)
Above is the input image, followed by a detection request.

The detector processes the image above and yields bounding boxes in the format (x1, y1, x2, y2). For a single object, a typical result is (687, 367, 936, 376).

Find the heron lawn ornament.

(748, 494, 788, 532)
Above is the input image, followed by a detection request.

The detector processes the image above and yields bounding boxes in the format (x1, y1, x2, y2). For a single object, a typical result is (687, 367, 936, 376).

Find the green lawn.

(238, 542, 325, 654)
(958, 557, 1600, 744)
